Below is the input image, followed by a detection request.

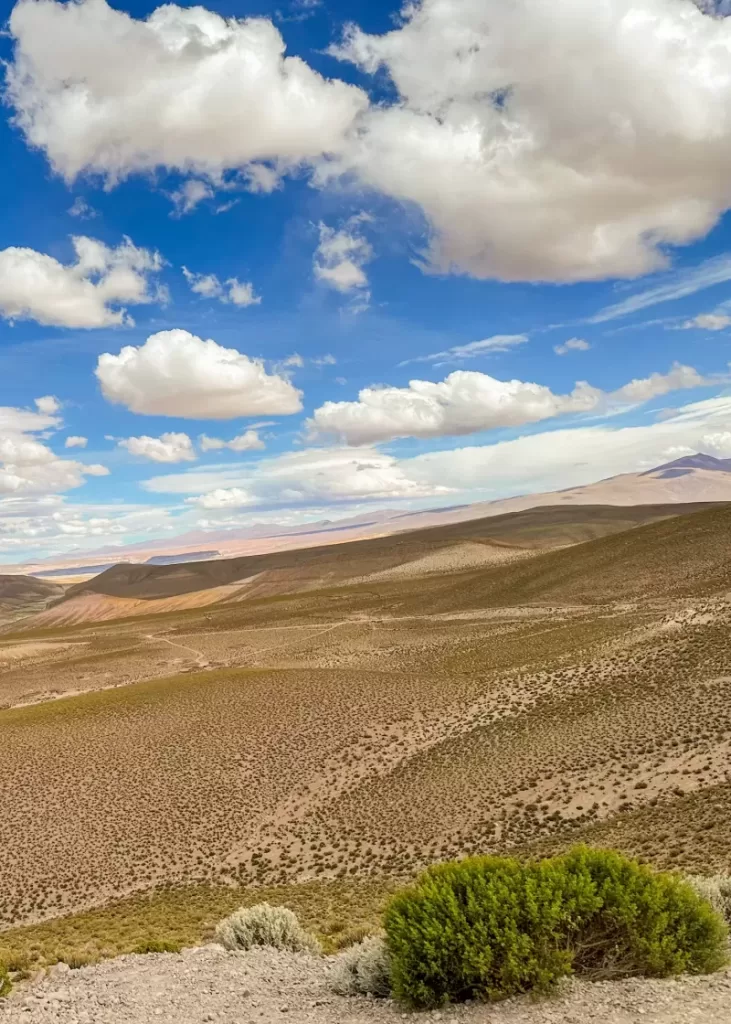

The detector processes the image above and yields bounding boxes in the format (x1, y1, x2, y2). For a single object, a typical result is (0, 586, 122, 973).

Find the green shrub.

(330, 935, 392, 997)
(132, 939, 182, 955)
(384, 847, 727, 1008)
(214, 903, 321, 954)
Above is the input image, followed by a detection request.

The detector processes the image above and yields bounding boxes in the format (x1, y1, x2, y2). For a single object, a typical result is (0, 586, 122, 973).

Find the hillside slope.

(404, 501, 731, 613)
(66, 501, 718, 604)
(0, 575, 63, 621)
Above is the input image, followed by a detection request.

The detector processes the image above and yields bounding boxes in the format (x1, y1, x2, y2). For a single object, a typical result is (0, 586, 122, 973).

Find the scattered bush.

(686, 875, 731, 927)
(133, 939, 182, 955)
(61, 954, 95, 970)
(385, 847, 728, 1008)
(332, 924, 377, 951)
(214, 903, 321, 955)
(330, 935, 391, 997)
(0, 962, 10, 999)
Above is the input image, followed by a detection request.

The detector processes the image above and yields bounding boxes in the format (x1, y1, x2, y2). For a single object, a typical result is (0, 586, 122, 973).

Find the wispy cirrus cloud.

(399, 334, 528, 367)
(591, 255, 731, 323)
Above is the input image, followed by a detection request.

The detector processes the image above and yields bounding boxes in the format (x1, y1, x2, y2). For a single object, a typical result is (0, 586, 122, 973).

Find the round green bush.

(384, 847, 727, 1008)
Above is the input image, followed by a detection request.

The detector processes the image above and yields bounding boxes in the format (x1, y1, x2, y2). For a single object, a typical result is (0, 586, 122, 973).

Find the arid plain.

(2, 500, 731, 959)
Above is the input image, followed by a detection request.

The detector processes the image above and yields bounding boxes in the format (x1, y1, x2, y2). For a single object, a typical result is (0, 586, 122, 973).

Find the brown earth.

(1, 503, 731, 932)
(20, 500, 721, 628)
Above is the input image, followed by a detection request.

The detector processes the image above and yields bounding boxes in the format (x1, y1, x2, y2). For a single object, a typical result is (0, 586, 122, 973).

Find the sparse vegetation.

(214, 903, 321, 954)
(687, 874, 731, 927)
(384, 848, 728, 1008)
(330, 935, 391, 997)
(3, 502, 731, 971)
(0, 960, 11, 998)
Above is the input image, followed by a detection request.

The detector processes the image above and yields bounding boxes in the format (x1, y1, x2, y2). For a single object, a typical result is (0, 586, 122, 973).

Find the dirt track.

(2, 946, 731, 1024)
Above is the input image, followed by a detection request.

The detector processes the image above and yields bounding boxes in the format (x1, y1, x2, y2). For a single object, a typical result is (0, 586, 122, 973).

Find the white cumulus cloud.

(328, 0, 731, 282)
(96, 329, 303, 419)
(554, 338, 591, 356)
(0, 405, 107, 496)
(183, 267, 261, 306)
(307, 363, 711, 445)
(64, 436, 88, 449)
(6, 0, 367, 183)
(35, 395, 61, 415)
(199, 430, 265, 452)
(314, 219, 373, 302)
(0, 236, 163, 328)
(147, 447, 449, 505)
(118, 432, 196, 463)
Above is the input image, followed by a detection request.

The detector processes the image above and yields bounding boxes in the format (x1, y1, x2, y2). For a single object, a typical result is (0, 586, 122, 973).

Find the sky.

(3, 0, 731, 562)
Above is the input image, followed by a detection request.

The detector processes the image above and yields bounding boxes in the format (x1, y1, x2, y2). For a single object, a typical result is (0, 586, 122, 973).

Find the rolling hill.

(4, 498, 731, 935)
(19, 500, 723, 628)
(0, 575, 64, 621)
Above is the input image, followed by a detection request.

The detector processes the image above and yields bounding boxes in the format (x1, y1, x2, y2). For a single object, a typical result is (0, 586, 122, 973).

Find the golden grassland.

(2, 504, 731, 974)
(0, 878, 396, 975)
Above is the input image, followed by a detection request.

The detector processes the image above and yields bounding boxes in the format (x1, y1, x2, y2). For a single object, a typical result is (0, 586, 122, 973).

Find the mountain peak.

(643, 452, 731, 477)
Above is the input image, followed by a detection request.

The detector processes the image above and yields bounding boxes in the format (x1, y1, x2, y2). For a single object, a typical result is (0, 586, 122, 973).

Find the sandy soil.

(2, 946, 730, 1024)
(26, 580, 259, 628)
(0, 641, 78, 664)
(356, 542, 532, 582)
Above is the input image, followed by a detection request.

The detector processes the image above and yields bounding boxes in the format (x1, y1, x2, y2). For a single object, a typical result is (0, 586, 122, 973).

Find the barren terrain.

(1, 503, 731, 935)
(2, 946, 731, 1024)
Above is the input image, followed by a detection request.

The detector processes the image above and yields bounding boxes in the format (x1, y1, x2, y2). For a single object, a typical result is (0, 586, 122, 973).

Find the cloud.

(199, 430, 265, 452)
(591, 255, 731, 322)
(313, 218, 372, 304)
(400, 334, 528, 367)
(143, 392, 731, 513)
(306, 363, 711, 445)
(0, 405, 107, 497)
(148, 446, 450, 506)
(170, 179, 214, 216)
(64, 436, 88, 449)
(681, 312, 731, 331)
(96, 328, 303, 419)
(227, 279, 261, 307)
(118, 432, 196, 463)
(187, 487, 254, 510)
(68, 197, 96, 219)
(327, 0, 731, 282)
(6, 0, 367, 184)
(554, 338, 591, 355)
(0, 497, 181, 558)
(402, 395, 731, 498)
(0, 236, 163, 328)
(35, 395, 61, 415)
(13, 0, 731, 287)
(182, 267, 261, 306)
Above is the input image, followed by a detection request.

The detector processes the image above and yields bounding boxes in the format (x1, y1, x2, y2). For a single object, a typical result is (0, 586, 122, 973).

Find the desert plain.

(0, 499, 730, 961)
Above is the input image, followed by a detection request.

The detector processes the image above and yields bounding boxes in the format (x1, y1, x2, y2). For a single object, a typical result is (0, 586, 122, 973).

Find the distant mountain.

(640, 453, 731, 476)
(5, 453, 731, 576)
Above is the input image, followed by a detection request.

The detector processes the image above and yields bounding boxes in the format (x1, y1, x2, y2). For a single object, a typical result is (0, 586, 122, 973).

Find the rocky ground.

(2, 946, 731, 1024)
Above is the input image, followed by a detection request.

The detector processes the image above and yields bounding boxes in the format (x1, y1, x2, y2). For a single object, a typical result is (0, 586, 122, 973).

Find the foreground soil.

(2, 946, 731, 1024)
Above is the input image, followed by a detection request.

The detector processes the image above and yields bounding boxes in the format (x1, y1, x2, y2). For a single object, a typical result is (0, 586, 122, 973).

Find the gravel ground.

(1, 945, 731, 1024)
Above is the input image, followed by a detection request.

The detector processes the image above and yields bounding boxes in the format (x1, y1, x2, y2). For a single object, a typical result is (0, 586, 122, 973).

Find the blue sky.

(2, 0, 731, 562)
